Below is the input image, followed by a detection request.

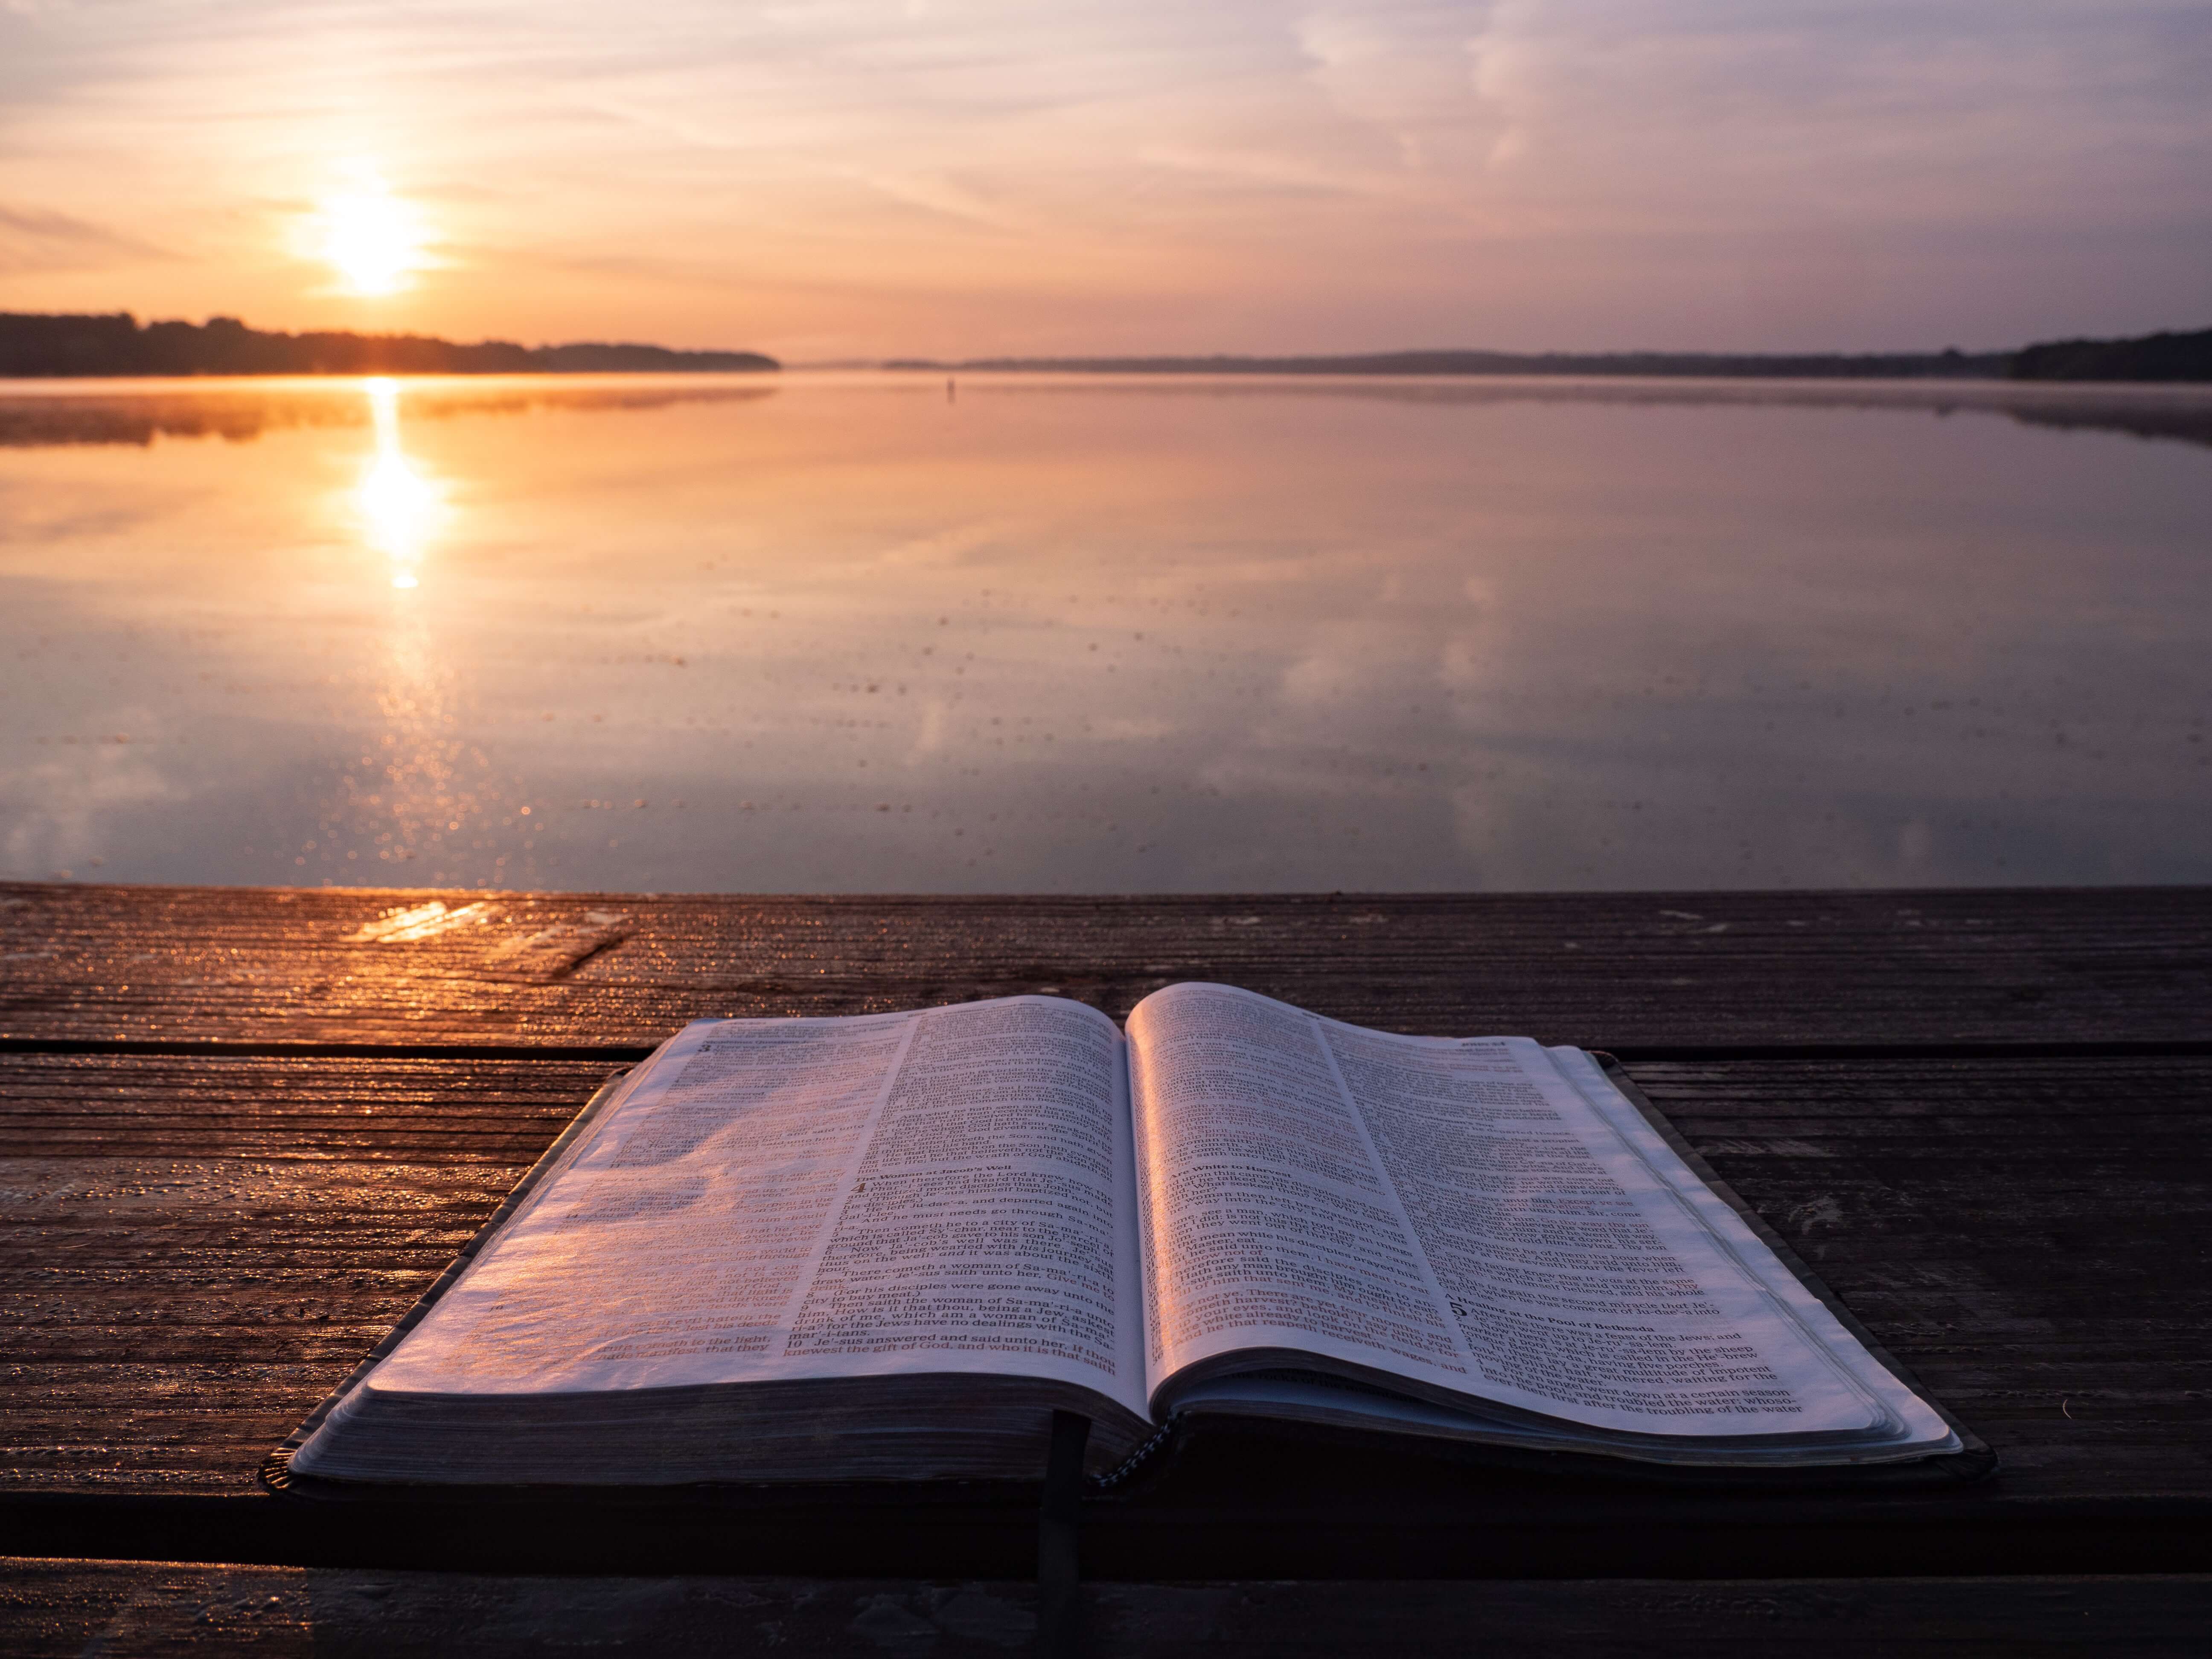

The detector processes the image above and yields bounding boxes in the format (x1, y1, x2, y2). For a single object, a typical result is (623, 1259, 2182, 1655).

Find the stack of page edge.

(279, 985, 1982, 1489)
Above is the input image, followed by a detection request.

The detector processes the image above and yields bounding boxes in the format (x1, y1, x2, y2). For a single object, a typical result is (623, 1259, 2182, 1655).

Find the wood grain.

(1640, 1055, 2212, 1496)
(6, 882, 2210, 1050)
(8, 1560, 2212, 1658)
(0, 1055, 617, 1495)
(4, 884, 2209, 1583)
(1, 1046, 2206, 1574)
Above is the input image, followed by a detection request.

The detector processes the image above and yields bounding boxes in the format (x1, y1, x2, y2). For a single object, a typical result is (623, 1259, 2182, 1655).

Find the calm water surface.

(3, 372, 2208, 892)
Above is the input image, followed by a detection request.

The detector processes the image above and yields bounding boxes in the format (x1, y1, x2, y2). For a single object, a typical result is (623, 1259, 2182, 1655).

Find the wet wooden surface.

(6, 882, 2209, 1051)
(3, 1045, 2206, 1512)
(10, 1560, 2212, 1657)
(2, 882, 2209, 1638)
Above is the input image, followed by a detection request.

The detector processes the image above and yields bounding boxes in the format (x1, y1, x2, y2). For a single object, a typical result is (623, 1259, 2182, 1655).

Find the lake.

(3, 372, 2208, 893)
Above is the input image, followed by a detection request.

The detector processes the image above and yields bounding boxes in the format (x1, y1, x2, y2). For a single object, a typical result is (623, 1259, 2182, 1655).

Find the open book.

(286, 985, 1965, 1486)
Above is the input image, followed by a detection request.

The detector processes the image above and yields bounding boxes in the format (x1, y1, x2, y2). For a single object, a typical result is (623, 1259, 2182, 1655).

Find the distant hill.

(2009, 327, 2212, 384)
(889, 334, 2212, 384)
(886, 348, 2016, 379)
(9, 310, 2207, 384)
(0, 313, 777, 377)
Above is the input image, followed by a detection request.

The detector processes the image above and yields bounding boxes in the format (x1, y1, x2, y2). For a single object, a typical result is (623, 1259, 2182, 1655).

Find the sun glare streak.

(316, 173, 428, 296)
(356, 377, 443, 586)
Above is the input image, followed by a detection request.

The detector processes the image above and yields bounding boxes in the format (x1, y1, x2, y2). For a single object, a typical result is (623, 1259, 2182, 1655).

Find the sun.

(315, 175, 428, 296)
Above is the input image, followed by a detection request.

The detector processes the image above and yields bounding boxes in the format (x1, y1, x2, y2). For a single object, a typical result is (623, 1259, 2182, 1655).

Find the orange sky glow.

(1, 1, 2206, 359)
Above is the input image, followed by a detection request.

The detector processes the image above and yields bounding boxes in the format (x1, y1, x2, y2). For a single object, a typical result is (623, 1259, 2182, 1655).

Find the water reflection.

(355, 378, 441, 588)
(0, 377, 780, 449)
(338, 381, 514, 879)
(355, 599, 507, 880)
(0, 373, 2207, 892)
(0, 373, 2205, 452)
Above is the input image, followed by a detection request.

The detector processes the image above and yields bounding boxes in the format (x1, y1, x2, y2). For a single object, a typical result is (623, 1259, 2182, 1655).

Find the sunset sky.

(2, 0, 2206, 360)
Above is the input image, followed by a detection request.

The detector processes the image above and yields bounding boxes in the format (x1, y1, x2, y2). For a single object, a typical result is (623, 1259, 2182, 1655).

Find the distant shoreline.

(886, 328, 2212, 384)
(889, 348, 2014, 381)
(0, 313, 777, 378)
(3, 312, 2207, 384)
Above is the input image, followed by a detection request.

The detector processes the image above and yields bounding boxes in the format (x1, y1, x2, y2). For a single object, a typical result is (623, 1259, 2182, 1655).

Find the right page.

(1127, 983, 1951, 1449)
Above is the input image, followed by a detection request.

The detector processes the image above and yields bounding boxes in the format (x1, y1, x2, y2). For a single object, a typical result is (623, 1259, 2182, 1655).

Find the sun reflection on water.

(355, 377, 442, 587)
(355, 598, 495, 879)
(329, 374, 516, 882)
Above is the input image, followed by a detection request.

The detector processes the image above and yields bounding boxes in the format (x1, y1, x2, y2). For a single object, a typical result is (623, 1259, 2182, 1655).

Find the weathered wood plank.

(6, 1560, 2212, 1658)
(5, 883, 2209, 1049)
(1640, 1056, 2212, 1499)
(0, 1056, 614, 1496)
(3, 1048, 2208, 1549)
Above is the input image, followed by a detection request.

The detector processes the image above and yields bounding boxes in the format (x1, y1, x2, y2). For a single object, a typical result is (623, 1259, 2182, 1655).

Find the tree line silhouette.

(2008, 328, 2212, 384)
(0, 313, 777, 376)
(889, 347, 2018, 378)
(895, 329, 2212, 382)
(3, 311, 2206, 381)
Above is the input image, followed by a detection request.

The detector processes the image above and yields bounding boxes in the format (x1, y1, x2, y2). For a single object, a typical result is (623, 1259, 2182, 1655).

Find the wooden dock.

(4, 882, 2209, 1653)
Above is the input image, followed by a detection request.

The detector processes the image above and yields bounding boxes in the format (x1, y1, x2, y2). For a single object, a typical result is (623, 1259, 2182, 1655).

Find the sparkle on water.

(0, 372, 2207, 892)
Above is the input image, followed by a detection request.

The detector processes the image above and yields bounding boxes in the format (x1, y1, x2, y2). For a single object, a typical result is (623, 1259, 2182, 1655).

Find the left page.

(357, 995, 1148, 1419)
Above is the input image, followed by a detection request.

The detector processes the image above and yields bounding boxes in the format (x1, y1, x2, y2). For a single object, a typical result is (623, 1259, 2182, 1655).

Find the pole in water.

(946, 377, 956, 404)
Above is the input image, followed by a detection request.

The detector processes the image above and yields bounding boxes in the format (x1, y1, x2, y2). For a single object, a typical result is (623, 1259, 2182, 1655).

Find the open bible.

(284, 985, 1968, 1487)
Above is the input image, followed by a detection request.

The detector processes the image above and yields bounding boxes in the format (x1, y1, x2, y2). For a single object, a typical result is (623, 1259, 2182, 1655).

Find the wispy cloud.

(0, 0, 2204, 352)
(0, 204, 174, 274)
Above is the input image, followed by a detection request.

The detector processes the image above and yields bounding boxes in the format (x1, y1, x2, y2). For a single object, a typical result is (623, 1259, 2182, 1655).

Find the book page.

(1128, 984, 1476, 1392)
(1129, 984, 1901, 1438)
(367, 995, 1147, 1417)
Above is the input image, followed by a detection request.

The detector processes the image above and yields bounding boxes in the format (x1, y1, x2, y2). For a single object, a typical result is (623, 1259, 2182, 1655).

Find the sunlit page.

(1129, 984, 1907, 1438)
(370, 997, 1146, 1417)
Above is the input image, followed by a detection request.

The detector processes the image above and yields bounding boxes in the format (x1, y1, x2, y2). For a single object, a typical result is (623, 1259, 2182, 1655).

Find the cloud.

(0, 0, 2206, 351)
(1295, 2, 1504, 169)
(0, 204, 174, 274)
(1463, 0, 2212, 226)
